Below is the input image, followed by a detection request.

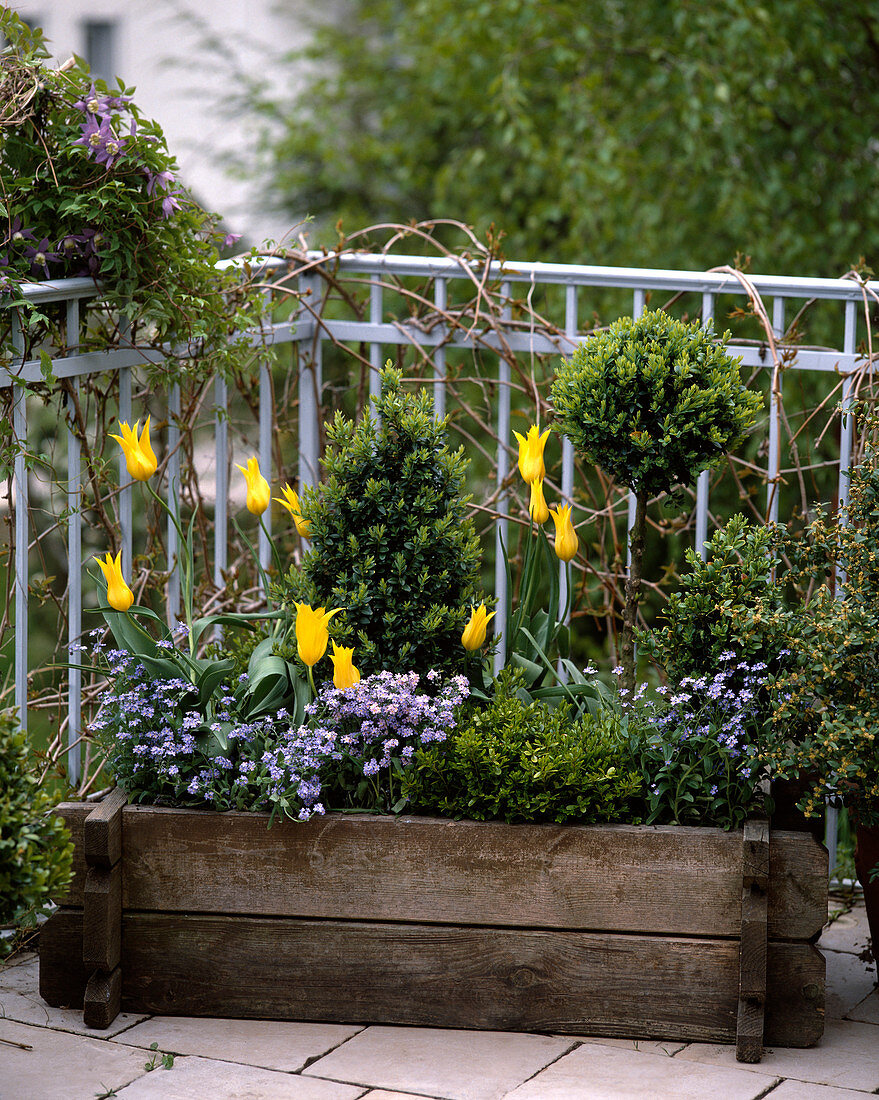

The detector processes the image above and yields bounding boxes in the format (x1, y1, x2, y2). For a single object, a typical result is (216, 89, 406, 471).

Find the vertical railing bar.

(558, 283, 577, 625)
(298, 273, 321, 493)
(767, 298, 785, 526)
(627, 290, 647, 572)
(837, 300, 858, 537)
(493, 281, 512, 674)
(369, 279, 383, 410)
(826, 299, 858, 872)
(695, 292, 715, 560)
(213, 374, 229, 645)
(167, 383, 181, 622)
(66, 299, 82, 783)
(433, 278, 447, 420)
(11, 317, 28, 730)
(117, 366, 132, 577)
(258, 291, 273, 579)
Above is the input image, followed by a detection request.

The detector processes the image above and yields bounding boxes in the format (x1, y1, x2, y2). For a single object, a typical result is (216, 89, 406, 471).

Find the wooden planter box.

(40, 791, 827, 1061)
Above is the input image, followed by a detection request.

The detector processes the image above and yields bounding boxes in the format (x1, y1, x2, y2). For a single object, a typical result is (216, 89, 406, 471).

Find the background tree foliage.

(262, 0, 879, 272)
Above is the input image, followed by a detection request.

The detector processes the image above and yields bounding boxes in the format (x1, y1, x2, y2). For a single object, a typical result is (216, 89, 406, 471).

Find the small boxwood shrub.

(642, 514, 795, 685)
(402, 673, 643, 824)
(282, 366, 485, 680)
(0, 711, 73, 953)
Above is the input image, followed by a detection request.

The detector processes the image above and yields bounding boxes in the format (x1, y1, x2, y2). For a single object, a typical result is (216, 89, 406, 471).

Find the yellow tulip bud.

(295, 602, 343, 667)
(461, 603, 496, 651)
(274, 483, 311, 538)
(513, 424, 550, 485)
(94, 551, 134, 612)
(528, 477, 550, 524)
(331, 642, 361, 690)
(109, 416, 157, 482)
(549, 503, 579, 562)
(235, 456, 270, 515)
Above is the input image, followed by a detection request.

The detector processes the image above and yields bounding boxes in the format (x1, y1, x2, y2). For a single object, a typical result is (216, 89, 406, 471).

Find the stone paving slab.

(110, 1014, 365, 1072)
(361, 1092, 439, 1100)
(824, 949, 879, 1019)
(819, 906, 873, 954)
(0, 955, 150, 1037)
(576, 1037, 688, 1057)
(768, 1081, 879, 1099)
(846, 990, 879, 1024)
(676, 1020, 879, 1092)
(302, 1025, 574, 1100)
(502, 1042, 779, 1100)
(112, 1054, 365, 1099)
(0, 1016, 149, 1100)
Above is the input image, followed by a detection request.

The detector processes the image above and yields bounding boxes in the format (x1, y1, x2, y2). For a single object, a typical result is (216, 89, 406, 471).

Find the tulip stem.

(145, 481, 196, 655)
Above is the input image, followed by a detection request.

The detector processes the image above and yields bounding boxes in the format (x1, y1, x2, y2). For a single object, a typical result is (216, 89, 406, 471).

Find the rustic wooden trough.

(39, 791, 827, 1062)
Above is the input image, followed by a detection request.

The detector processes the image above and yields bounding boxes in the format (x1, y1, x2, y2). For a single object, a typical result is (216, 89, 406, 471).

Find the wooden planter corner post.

(737, 817, 769, 1063)
(82, 788, 126, 1028)
(40, 795, 827, 1053)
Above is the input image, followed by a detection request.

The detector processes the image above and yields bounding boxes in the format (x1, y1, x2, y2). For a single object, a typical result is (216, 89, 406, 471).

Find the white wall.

(8, 0, 304, 246)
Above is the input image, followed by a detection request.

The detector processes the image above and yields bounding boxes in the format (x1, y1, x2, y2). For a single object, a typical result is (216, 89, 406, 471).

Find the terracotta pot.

(853, 819, 879, 965)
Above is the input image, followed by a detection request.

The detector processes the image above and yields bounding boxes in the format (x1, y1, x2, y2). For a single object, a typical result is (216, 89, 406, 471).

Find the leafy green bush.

(551, 309, 761, 689)
(642, 514, 794, 684)
(0, 711, 73, 953)
(0, 12, 258, 377)
(282, 366, 485, 679)
(402, 673, 643, 824)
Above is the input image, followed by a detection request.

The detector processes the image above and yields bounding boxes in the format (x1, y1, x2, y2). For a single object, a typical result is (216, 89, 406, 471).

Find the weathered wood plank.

(83, 966, 122, 1030)
(38, 908, 89, 1010)
(113, 913, 824, 1046)
(51, 802, 91, 905)
(765, 943, 825, 1047)
(737, 817, 769, 1063)
(117, 808, 826, 939)
(83, 864, 122, 972)
(84, 788, 127, 870)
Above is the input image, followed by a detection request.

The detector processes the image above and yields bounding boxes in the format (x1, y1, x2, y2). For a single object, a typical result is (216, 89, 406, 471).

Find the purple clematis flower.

(145, 168, 175, 196)
(73, 83, 132, 118)
(23, 237, 60, 279)
(73, 115, 127, 167)
(6, 215, 35, 246)
(161, 188, 184, 218)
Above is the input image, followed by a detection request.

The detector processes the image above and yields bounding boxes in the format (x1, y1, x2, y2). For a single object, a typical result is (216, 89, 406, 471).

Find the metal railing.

(2, 253, 875, 791)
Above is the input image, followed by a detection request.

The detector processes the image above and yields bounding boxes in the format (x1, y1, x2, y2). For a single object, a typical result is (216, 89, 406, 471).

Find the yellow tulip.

(513, 424, 550, 484)
(109, 416, 157, 482)
(235, 456, 270, 515)
(549, 503, 579, 562)
(94, 551, 134, 612)
(295, 602, 343, 667)
(528, 477, 550, 524)
(275, 483, 311, 538)
(461, 603, 496, 651)
(331, 642, 361, 690)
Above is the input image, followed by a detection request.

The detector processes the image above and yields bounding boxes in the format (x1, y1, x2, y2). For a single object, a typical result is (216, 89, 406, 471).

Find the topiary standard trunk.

(621, 489, 647, 693)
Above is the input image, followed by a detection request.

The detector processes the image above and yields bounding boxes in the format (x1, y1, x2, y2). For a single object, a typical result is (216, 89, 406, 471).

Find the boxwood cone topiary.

(282, 365, 486, 680)
(551, 309, 761, 690)
(0, 710, 73, 954)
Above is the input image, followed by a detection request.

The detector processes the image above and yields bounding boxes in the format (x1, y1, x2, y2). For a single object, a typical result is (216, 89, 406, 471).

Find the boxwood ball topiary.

(551, 309, 761, 689)
(550, 309, 761, 498)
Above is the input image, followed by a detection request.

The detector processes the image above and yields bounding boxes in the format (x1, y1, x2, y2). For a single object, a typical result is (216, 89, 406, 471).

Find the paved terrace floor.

(1, 899, 876, 1100)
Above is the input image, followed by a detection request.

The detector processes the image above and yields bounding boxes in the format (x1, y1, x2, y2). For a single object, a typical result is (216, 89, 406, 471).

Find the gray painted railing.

(2, 256, 874, 811)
